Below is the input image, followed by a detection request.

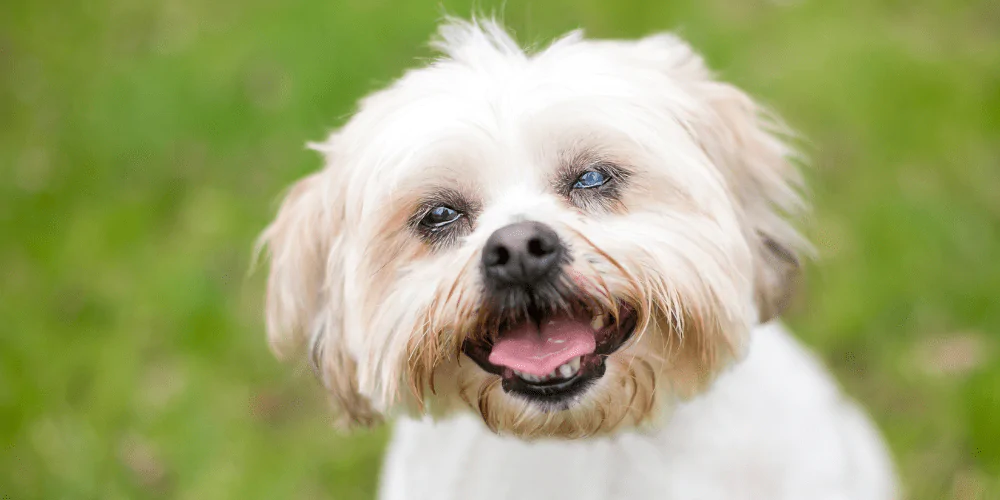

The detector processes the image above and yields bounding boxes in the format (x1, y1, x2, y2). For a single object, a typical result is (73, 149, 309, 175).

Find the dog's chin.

(461, 300, 639, 412)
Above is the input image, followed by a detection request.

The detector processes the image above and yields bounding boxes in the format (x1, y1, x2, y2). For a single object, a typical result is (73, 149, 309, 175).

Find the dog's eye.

(421, 205, 463, 228)
(573, 170, 609, 189)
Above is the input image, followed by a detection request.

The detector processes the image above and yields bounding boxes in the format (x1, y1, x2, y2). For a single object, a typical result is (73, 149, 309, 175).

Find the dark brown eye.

(410, 189, 480, 248)
(420, 205, 462, 228)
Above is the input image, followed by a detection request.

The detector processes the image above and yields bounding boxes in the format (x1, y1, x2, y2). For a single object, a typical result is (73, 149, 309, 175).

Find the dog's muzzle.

(462, 221, 638, 408)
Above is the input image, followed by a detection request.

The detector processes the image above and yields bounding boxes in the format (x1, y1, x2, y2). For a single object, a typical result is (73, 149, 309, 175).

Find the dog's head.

(259, 19, 807, 438)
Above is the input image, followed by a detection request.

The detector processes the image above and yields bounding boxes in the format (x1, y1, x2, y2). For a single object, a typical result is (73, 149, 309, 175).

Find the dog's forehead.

(334, 38, 708, 228)
(346, 43, 679, 160)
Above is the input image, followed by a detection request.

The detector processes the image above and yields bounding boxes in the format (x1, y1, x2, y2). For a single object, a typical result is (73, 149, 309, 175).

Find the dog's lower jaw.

(378, 323, 898, 500)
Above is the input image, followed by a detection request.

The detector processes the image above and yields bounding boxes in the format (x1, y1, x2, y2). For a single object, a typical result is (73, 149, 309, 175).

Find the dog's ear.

(637, 34, 808, 323)
(258, 167, 380, 428)
(698, 87, 806, 324)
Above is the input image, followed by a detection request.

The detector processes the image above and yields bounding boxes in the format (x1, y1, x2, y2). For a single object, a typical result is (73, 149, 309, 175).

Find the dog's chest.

(379, 415, 670, 500)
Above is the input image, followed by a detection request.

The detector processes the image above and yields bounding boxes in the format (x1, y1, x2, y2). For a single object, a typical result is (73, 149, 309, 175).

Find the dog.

(258, 18, 898, 500)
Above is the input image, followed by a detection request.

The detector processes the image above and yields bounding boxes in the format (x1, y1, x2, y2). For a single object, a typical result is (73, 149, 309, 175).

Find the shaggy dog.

(259, 18, 897, 500)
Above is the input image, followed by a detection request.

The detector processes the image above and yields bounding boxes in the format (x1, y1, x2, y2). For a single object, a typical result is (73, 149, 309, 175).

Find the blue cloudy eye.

(573, 170, 609, 189)
(421, 205, 462, 227)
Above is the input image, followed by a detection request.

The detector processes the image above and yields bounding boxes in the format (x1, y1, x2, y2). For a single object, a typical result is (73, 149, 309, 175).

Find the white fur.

(259, 18, 899, 499)
(379, 323, 897, 500)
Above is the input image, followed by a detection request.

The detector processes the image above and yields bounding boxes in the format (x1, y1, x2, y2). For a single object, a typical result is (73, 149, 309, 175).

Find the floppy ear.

(258, 169, 380, 427)
(701, 86, 806, 323)
(640, 34, 808, 323)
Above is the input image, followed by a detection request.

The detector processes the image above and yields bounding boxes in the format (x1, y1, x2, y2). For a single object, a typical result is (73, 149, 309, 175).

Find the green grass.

(2, 0, 998, 498)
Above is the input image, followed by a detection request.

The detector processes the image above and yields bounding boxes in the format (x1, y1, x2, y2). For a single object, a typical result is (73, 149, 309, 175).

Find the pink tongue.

(488, 317, 597, 377)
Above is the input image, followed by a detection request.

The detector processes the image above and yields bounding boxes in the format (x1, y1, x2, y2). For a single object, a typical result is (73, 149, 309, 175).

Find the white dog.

(259, 18, 898, 500)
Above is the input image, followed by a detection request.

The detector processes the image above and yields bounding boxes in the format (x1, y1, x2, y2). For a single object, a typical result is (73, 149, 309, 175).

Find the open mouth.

(461, 300, 638, 406)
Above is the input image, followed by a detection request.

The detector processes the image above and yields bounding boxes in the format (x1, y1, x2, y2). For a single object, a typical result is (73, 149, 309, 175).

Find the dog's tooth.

(591, 314, 606, 330)
(569, 356, 581, 372)
(558, 363, 574, 379)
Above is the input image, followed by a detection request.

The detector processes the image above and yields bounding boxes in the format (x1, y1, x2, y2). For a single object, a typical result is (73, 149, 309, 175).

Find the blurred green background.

(2, 0, 999, 498)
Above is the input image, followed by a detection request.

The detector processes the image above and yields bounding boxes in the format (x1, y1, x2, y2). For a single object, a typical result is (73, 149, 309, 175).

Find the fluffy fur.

(259, 18, 897, 499)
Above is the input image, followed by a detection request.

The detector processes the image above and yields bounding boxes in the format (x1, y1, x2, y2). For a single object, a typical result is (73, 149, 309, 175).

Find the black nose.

(482, 221, 564, 287)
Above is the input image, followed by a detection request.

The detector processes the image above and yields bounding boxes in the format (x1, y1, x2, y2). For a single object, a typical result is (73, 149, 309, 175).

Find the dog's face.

(260, 20, 806, 438)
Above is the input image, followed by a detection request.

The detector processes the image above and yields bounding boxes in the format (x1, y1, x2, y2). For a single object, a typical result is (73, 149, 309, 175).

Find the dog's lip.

(499, 355, 607, 404)
(461, 303, 638, 380)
